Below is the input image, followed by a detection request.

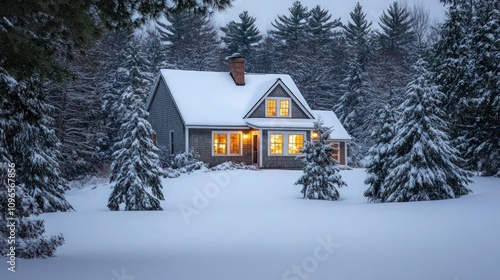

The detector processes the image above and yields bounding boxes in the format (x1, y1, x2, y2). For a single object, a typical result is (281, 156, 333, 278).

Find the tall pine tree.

(107, 89, 166, 211)
(364, 105, 398, 202)
(220, 10, 262, 70)
(379, 59, 472, 202)
(295, 120, 347, 201)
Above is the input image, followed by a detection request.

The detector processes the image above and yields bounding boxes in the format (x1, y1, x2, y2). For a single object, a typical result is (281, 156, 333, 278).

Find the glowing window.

(270, 134, 283, 154)
(229, 134, 240, 154)
(288, 134, 304, 154)
(213, 134, 227, 154)
(280, 100, 290, 117)
(267, 99, 277, 116)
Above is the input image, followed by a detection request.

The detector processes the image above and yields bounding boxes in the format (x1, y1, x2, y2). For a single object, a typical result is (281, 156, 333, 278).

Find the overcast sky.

(213, 0, 446, 32)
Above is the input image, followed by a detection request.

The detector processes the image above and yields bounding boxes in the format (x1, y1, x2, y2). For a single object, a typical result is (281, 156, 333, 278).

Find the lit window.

(332, 142, 340, 162)
(280, 100, 290, 117)
(229, 134, 240, 154)
(288, 134, 304, 154)
(213, 134, 227, 154)
(267, 99, 277, 116)
(270, 134, 283, 154)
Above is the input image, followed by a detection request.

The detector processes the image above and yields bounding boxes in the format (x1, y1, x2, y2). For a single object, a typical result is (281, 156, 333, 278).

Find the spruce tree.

(220, 11, 262, 60)
(364, 105, 398, 202)
(271, 1, 310, 52)
(334, 2, 373, 166)
(0, 71, 64, 258)
(157, 10, 221, 71)
(107, 89, 166, 211)
(377, 1, 415, 54)
(379, 59, 472, 202)
(295, 120, 347, 201)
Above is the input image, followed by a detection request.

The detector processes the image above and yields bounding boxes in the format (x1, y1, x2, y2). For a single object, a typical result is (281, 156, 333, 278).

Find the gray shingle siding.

(247, 84, 310, 119)
(147, 78, 185, 155)
(189, 129, 253, 167)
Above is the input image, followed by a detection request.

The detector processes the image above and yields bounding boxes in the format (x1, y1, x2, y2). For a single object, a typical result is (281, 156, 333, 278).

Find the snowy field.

(2, 169, 500, 280)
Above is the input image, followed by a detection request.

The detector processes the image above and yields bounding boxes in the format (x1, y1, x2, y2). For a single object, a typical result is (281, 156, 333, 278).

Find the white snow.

(2, 169, 499, 280)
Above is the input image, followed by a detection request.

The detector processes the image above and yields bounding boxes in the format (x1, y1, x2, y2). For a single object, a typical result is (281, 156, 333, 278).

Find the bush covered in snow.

(163, 151, 207, 178)
(209, 161, 257, 171)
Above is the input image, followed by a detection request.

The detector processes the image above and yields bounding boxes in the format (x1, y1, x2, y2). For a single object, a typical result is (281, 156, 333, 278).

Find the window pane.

(280, 100, 290, 116)
(332, 143, 339, 161)
(229, 134, 240, 154)
(288, 134, 304, 154)
(270, 134, 283, 154)
(213, 134, 227, 154)
(267, 99, 277, 116)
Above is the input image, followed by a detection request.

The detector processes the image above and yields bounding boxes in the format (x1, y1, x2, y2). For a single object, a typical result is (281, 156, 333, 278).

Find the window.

(265, 98, 291, 117)
(169, 131, 174, 155)
(288, 134, 304, 154)
(270, 134, 283, 154)
(332, 142, 340, 162)
(212, 131, 242, 156)
(267, 99, 277, 116)
(280, 99, 290, 117)
(268, 131, 305, 156)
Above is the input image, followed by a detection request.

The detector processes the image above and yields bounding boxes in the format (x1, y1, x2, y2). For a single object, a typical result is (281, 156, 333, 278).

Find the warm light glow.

(280, 99, 290, 117)
(288, 134, 304, 154)
(312, 131, 319, 139)
(270, 134, 283, 154)
(243, 133, 249, 140)
(213, 134, 226, 154)
(229, 134, 240, 154)
(267, 99, 277, 116)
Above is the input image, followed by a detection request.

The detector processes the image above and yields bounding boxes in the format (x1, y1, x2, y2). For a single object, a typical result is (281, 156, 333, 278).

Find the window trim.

(211, 131, 243, 156)
(268, 131, 306, 156)
(331, 141, 340, 163)
(265, 97, 292, 118)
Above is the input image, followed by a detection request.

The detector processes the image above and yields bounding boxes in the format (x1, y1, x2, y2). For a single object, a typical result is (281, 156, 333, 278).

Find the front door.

(252, 134, 259, 165)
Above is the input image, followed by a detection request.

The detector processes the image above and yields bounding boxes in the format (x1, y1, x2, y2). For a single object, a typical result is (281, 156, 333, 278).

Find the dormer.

(265, 97, 291, 117)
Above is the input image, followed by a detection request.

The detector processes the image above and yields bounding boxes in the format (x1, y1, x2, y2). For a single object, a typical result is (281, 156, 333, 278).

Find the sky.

(213, 0, 447, 32)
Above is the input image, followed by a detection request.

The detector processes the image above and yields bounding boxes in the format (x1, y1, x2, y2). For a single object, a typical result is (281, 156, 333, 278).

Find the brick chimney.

(226, 53, 245, 86)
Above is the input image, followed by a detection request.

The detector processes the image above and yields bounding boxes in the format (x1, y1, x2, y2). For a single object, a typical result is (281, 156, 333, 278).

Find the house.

(145, 54, 351, 168)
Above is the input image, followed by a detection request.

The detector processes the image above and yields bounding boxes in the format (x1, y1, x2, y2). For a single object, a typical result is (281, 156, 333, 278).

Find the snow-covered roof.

(147, 69, 350, 140)
(153, 69, 312, 126)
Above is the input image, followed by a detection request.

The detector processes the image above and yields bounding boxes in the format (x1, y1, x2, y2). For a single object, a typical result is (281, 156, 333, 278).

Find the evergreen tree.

(271, 0, 310, 52)
(0, 71, 64, 258)
(377, 1, 415, 54)
(1, 76, 73, 213)
(364, 105, 398, 202)
(220, 11, 262, 69)
(334, 2, 373, 166)
(158, 10, 221, 71)
(107, 89, 166, 211)
(295, 120, 347, 201)
(434, 0, 499, 175)
(379, 59, 472, 202)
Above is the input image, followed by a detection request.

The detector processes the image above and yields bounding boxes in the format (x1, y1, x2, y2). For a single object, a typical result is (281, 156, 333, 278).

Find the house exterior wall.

(260, 130, 310, 169)
(147, 79, 185, 155)
(189, 128, 253, 167)
(247, 85, 310, 119)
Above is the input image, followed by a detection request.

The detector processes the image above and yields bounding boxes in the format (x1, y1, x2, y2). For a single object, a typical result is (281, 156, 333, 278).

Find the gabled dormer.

(244, 79, 314, 119)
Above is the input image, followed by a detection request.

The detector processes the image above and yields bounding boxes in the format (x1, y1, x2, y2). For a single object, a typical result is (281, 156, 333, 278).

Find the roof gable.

(243, 79, 314, 119)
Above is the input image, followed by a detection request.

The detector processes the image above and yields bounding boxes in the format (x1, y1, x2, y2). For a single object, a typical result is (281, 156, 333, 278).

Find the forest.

(0, 0, 498, 257)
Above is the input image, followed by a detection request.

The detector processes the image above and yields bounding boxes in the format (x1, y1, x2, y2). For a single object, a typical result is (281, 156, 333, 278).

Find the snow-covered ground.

(2, 169, 500, 280)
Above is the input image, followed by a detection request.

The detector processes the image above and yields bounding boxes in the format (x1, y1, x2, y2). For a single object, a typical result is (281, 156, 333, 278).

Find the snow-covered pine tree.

(220, 11, 262, 71)
(379, 59, 472, 202)
(107, 88, 166, 211)
(271, 0, 310, 52)
(295, 120, 347, 200)
(334, 2, 373, 166)
(364, 105, 398, 202)
(1, 74, 73, 213)
(0, 70, 65, 258)
(157, 10, 221, 71)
